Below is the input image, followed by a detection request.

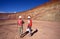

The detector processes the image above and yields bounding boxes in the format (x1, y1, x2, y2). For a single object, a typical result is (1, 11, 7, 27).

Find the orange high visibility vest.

(18, 19, 22, 26)
(28, 19, 32, 27)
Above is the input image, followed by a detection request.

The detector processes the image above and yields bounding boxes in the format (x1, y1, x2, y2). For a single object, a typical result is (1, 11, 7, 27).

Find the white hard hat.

(19, 16, 21, 18)
(28, 16, 31, 18)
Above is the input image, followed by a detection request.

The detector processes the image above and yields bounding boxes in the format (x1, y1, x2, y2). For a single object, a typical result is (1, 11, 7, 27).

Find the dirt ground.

(0, 20, 60, 39)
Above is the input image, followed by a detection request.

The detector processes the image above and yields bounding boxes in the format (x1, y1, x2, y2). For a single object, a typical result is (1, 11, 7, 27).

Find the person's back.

(18, 19, 23, 26)
(28, 19, 32, 27)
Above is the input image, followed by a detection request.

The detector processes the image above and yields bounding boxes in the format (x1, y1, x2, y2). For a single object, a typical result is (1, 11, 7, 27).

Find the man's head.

(28, 16, 31, 19)
(19, 16, 22, 19)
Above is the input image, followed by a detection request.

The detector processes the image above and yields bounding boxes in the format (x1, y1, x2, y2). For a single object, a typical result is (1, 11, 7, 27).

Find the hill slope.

(0, 0, 59, 21)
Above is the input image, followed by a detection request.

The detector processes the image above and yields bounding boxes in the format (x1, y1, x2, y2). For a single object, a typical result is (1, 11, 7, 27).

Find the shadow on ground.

(31, 29, 38, 36)
(20, 29, 38, 38)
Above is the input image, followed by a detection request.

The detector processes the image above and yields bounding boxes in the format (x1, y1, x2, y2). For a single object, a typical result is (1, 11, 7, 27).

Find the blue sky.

(0, 0, 50, 13)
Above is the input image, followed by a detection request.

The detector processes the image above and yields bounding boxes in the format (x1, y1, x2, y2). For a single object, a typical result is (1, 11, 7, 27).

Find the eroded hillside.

(0, 0, 60, 21)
